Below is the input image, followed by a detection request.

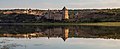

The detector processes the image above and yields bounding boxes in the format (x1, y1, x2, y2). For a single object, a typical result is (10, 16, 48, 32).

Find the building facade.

(45, 7, 69, 20)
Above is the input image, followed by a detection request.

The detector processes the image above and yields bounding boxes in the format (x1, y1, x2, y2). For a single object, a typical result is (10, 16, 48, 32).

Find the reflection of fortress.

(1, 26, 120, 41)
(62, 28, 69, 41)
(0, 27, 70, 41)
(45, 28, 69, 41)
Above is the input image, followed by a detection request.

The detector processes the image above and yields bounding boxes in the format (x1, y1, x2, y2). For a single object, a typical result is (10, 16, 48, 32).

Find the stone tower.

(62, 7, 69, 19)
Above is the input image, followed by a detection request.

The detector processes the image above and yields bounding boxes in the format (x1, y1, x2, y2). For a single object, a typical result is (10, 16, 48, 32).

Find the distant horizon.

(0, 0, 120, 10)
(0, 7, 120, 10)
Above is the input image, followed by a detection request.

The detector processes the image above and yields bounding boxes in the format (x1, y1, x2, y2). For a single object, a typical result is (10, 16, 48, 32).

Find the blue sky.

(0, 0, 120, 9)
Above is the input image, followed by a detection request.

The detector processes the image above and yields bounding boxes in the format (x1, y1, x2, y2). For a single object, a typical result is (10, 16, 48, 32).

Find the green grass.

(80, 22, 120, 26)
(1, 22, 120, 26)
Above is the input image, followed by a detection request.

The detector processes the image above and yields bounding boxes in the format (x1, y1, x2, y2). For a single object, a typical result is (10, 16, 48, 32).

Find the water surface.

(0, 25, 120, 49)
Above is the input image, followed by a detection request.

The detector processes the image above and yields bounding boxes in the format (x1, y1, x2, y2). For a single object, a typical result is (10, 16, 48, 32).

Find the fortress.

(1, 6, 113, 22)
(2, 7, 70, 21)
(45, 7, 69, 20)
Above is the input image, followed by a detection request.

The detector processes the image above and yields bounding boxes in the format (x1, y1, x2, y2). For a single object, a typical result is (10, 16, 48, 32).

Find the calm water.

(0, 25, 120, 49)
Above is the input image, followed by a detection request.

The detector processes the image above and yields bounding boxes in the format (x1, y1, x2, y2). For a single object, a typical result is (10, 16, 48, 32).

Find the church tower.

(62, 6, 69, 19)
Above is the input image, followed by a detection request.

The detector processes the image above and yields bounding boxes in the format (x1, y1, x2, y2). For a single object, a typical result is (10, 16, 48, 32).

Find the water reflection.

(0, 39, 23, 49)
(0, 25, 120, 40)
(0, 25, 120, 49)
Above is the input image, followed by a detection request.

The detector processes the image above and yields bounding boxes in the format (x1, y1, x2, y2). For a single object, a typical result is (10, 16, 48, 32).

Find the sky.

(0, 0, 120, 9)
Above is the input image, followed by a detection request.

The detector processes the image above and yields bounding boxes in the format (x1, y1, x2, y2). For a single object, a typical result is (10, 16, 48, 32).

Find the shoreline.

(0, 22, 120, 26)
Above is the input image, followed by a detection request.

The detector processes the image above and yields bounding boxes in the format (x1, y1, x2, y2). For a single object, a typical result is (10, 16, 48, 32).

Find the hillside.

(0, 8, 120, 23)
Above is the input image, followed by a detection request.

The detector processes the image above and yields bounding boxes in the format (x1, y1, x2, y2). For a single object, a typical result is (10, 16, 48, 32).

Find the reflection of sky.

(0, 0, 120, 9)
(0, 37, 120, 49)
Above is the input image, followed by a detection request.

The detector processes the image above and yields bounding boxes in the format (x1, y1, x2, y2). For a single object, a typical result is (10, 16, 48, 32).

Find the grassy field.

(80, 22, 120, 26)
(0, 22, 120, 26)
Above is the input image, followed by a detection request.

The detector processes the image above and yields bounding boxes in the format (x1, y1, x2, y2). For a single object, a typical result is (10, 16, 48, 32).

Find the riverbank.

(79, 22, 120, 26)
(0, 22, 120, 26)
